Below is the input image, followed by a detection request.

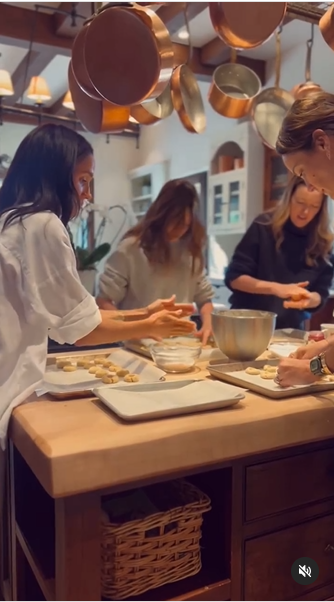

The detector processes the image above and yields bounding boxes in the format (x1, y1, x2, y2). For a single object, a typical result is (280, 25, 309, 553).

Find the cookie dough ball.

(103, 360, 115, 368)
(77, 358, 91, 367)
(95, 369, 108, 378)
(89, 366, 99, 374)
(260, 371, 275, 380)
(245, 367, 261, 376)
(263, 365, 277, 373)
(124, 374, 139, 383)
(94, 357, 105, 365)
(116, 369, 130, 377)
(63, 365, 77, 372)
(56, 359, 72, 369)
(102, 375, 119, 384)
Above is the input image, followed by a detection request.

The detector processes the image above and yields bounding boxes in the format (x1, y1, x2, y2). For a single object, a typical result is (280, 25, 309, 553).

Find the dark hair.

(124, 178, 206, 273)
(276, 91, 334, 155)
(0, 123, 93, 228)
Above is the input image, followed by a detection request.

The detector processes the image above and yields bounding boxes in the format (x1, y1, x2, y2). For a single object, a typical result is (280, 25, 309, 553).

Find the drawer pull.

(325, 544, 334, 553)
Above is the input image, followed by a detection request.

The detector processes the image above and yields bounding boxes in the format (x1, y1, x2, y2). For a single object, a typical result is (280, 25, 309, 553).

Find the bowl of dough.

(150, 337, 202, 373)
(211, 309, 277, 362)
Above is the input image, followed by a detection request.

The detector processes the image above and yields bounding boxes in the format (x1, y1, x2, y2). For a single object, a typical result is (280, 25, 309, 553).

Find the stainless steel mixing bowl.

(211, 309, 277, 361)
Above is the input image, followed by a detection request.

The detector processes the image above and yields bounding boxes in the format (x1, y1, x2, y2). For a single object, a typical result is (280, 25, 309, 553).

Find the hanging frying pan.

(84, 2, 174, 107)
(208, 49, 261, 119)
(250, 29, 294, 149)
(291, 25, 321, 100)
(320, 4, 334, 51)
(68, 62, 130, 134)
(130, 82, 173, 125)
(170, 6, 206, 134)
(71, 17, 101, 100)
(209, 2, 287, 50)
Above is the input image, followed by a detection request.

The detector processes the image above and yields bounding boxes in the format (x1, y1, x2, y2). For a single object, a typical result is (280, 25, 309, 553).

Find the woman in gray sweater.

(97, 179, 214, 344)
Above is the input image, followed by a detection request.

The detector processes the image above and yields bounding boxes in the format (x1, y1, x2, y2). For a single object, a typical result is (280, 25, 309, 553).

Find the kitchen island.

(5, 350, 334, 602)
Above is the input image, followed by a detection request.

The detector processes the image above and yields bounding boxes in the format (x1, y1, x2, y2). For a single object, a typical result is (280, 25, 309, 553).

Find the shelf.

(16, 524, 55, 601)
(132, 195, 152, 202)
(127, 571, 230, 601)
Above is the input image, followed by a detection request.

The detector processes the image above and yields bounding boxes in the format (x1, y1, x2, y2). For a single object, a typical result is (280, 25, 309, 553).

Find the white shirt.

(0, 211, 101, 449)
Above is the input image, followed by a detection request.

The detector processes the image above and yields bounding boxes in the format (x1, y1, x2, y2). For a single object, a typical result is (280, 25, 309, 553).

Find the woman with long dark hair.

(0, 124, 194, 447)
(97, 179, 214, 344)
(225, 175, 334, 330)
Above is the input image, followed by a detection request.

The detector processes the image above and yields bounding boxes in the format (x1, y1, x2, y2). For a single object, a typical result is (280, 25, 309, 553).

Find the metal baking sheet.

(207, 359, 334, 400)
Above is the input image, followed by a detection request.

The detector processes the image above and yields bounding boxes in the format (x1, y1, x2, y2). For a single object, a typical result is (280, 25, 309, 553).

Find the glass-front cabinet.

(209, 170, 245, 233)
(208, 123, 264, 235)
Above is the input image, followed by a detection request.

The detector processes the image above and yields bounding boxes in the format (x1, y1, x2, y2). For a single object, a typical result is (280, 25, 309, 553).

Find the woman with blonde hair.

(97, 179, 214, 344)
(225, 174, 334, 330)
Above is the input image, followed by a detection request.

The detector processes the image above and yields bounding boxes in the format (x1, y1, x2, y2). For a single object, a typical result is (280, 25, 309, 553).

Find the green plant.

(68, 228, 111, 271)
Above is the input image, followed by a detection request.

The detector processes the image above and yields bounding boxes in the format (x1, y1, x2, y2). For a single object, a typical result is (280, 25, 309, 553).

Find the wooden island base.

(4, 437, 334, 601)
(4, 351, 334, 601)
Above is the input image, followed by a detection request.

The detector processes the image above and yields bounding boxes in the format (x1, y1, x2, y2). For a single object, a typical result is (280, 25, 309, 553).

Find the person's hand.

(194, 316, 212, 346)
(272, 281, 310, 301)
(276, 358, 319, 387)
(145, 309, 196, 340)
(289, 339, 329, 360)
(147, 295, 194, 318)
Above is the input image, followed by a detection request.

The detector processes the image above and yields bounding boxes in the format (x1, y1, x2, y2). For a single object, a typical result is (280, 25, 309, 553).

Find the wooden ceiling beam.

(7, 49, 56, 106)
(0, 3, 72, 55)
(157, 2, 208, 35)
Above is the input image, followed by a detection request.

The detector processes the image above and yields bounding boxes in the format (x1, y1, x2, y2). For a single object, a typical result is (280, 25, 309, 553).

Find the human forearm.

(96, 296, 117, 311)
(96, 298, 149, 321)
(307, 291, 322, 309)
(75, 310, 151, 346)
(230, 275, 277, 295)
(199, 301, 213, 324)
(323, 335, 334, 372)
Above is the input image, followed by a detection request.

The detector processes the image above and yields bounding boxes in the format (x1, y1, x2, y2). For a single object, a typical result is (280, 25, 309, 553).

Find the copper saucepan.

(209, 2, 287, 50)
(84, 2, 174, 107)
(170, 6, 206, 134)
(251, 29, 294, 149)
(320, 4, 334, 51)
(208, 50, 261, 119)
(71, 17, 101, 100)
(291, 25, 321, 100)
(130, 82, 173, 125)
(68, 62, 130, 134)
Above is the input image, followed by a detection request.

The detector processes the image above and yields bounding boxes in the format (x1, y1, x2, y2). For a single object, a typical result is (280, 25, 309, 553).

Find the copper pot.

(208, 61, 261, 119)
(291, 27, 321, 100)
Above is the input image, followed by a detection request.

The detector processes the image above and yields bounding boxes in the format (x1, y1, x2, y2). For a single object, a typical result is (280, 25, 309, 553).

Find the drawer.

(244, 513, 334, 601)
(245, 447, 334, 522)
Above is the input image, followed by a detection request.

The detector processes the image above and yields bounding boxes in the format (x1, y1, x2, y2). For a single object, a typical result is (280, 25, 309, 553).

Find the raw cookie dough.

(263, 365, 277, 373)
(102, 375, 119, 384)
(95, 369, 107, 378)
(56, 359, 72, 369)
(116, 369, 130, 377)
(63, 365, 77, 372)
(260, 371, 276, 379)
(77, 358, 92, 367)
(245, 367, 261, 376)
(94, 357, 106, 365)
(89, 366, 99, 374)
(124, 374, 139, 383)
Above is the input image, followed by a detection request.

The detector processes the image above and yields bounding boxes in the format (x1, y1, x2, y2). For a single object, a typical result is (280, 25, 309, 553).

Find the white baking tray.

(40, 349, 166, 395)
(207, 359, 334, 400)
(94, 379, 245, 421)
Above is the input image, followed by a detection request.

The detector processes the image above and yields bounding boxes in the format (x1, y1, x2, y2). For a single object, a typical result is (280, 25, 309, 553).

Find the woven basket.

(101, 479, 211, 600)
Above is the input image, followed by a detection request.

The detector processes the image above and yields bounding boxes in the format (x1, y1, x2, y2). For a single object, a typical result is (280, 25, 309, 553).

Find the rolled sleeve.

(193, 271, 214, 310)
(98, 247, 129, 305)
(48, 295, 101, 345)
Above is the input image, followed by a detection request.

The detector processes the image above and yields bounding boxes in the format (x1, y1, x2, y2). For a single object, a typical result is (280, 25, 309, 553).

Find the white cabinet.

(208, 121, 264, 235)
(129, 161, 168, 220)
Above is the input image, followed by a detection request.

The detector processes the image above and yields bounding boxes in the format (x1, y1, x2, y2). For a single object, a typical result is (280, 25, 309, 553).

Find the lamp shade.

(62, 90, 74, 111)
(0, 70, 14, 96)
(26, 76, 51, 103)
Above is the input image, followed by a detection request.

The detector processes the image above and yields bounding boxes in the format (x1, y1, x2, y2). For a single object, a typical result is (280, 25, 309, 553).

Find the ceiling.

(0, 2, 330, 129)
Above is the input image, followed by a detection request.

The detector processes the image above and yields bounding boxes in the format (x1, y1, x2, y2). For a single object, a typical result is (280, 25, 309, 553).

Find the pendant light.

(26, 76, 52, 105)
(62, 90, 75, 111)
(0, 69, 14, 97)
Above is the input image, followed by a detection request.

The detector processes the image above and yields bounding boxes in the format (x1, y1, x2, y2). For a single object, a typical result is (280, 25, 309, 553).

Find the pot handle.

(184, 3, 194, 65)
(274, 26, 282, 89)
(305, 24, 314, 83)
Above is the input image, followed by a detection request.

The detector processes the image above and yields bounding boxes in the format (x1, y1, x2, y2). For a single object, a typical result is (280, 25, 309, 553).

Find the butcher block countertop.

(10, 348, 334, 499)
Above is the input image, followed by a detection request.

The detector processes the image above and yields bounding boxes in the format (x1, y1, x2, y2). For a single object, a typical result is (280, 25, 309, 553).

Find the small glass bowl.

(150, 343, 201, 373)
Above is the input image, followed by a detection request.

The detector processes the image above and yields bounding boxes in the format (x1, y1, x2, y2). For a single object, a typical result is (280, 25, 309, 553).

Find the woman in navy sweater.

(225, 176, 334, 330)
